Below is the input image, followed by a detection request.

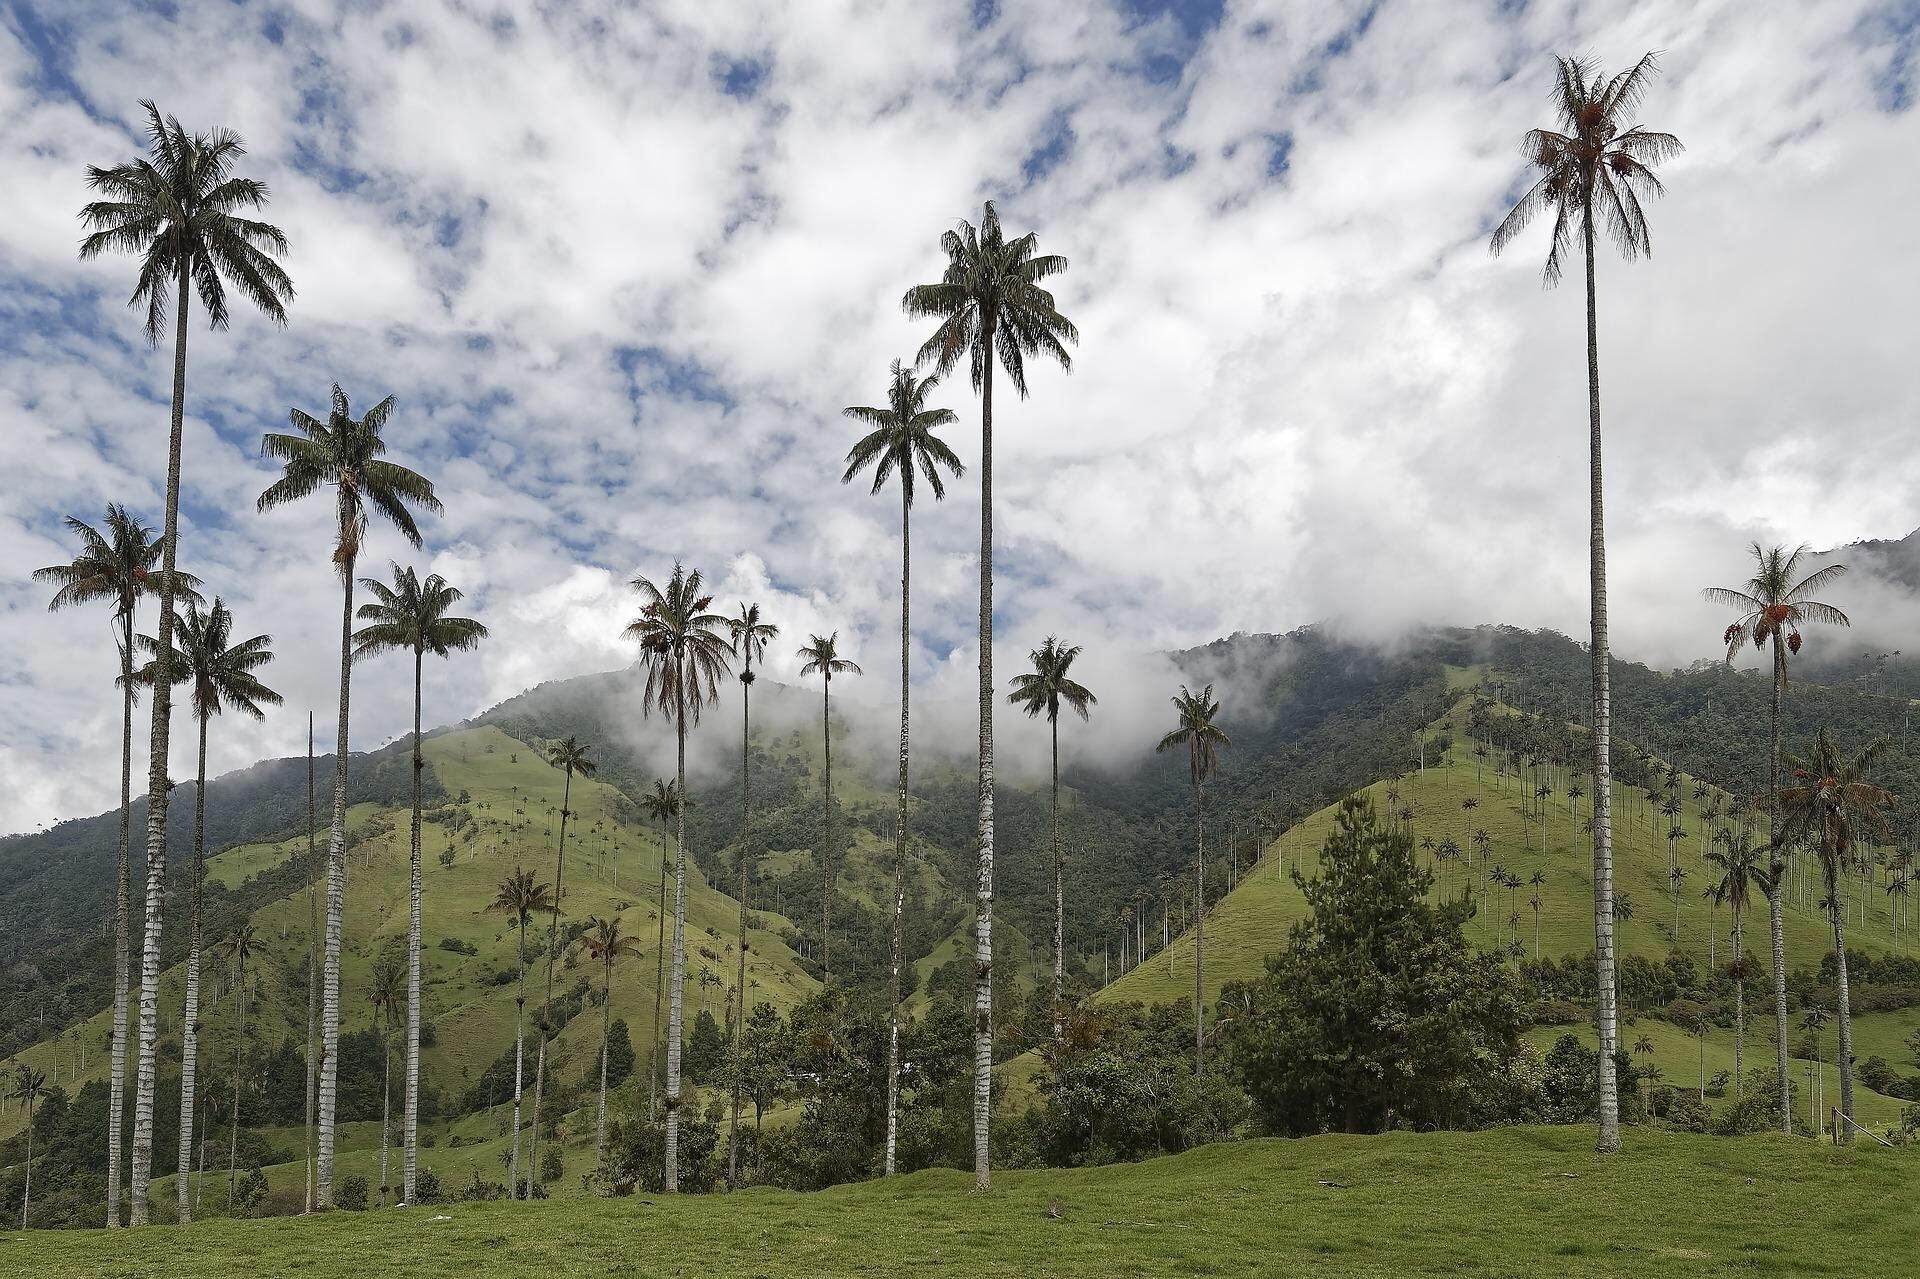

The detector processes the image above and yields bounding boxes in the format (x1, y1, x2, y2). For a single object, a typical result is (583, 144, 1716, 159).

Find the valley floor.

(5, 1127, 1915, 1278)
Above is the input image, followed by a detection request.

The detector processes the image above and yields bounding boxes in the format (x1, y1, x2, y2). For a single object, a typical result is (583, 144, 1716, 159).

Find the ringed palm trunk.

(227, 960, 246, 1214)
(20, 1098, 32, 1228)
(1830, 873, 1857, 1141)
(108, 607, 134, 1228)
(315, 552, 358, 1207)
(378, 1014, 392, 1201)
(1582, 206, 1623, 1155)
(885, 489, 911, 1176)
(972, 325, 998, 1192)
(665, 689, 690, 1191)
(403, 650, 423, 1203)
(176, 716, 209, 1222)
(821, 673, 833, 983)
(730, 658, 754, 1186)
(1766, 635, 1793, 1132)
(1194, 784, 1206, 1073)
(131, 260, 192, 1226)
(651, 851, 665, 1120)
(529, 766, 574, 1197)
(508, 931, 527, 1196)
(595, 958, 612, 1171)
(1733, 911, 1745, 1095)
(303, 716, 318, 1213)
(1050, 714, 1062, 1045)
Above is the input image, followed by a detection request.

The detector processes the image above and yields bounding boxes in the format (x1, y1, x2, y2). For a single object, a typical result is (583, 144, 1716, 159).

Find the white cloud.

(3, 0, 1918, 833)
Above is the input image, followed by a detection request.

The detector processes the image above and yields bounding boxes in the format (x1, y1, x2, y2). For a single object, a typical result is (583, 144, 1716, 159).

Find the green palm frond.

(624, 563, 733, 726)
(79, 100, 293, 342)
(352, 561, 489, 662)
(727, 602, 780, 677)
(1007, 636, 1097, 724)
(798, 632, 862, 680)
(1488, 53, 1681, 286)
(1156, 683, 1230, 786)
(137, 597, 282, 722)
(841, 359, 965, 507)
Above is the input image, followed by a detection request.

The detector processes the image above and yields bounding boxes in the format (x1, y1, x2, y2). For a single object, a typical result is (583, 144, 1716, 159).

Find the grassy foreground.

(7, 1128, 1914, 1278)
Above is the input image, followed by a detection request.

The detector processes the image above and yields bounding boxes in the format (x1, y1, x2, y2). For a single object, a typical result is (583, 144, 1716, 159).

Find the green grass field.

(7, 1128, 1915, 1277)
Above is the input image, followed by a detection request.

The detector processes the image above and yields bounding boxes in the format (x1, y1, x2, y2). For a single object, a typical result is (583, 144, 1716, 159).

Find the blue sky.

(3, 0, 1918, 834)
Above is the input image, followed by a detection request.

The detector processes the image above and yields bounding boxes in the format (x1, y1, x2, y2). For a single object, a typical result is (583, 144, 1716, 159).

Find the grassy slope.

(9, 1128, 1917, 1278)
(0, 726, 819, 1146)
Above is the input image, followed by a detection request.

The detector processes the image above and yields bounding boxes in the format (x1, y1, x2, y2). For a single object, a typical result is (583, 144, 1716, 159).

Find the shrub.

(233, 1167, 269, 1217)
(1859, 1055, 1900, 1096)
(438, 937, 478, 957)
(541, 1145, 564, 1183)
(1664, 1089, 1710, 1133)
(458, 1169, 509, 1202)
(337, 1174, 369, 1211)
(415, 1167, 445, 1205)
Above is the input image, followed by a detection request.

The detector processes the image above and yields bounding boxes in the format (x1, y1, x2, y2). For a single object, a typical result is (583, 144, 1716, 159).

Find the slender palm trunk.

(176, 716, 209, 1222)
(1766, 636, 1793, 1132)
(972, 329, 997, 1192)
(315, 556, 357, 1207)
(886, 491, 911, 1176)
(131, 263, 192, 1226)
(529, 766, 574, 1198)
(1830, 879, 1857, 1141)
(1733, 911, 1745, 1095)
(107, 607, 134, 1229)
(403, 652, 423, 1203)
(1050, 714, 1063, 1045)
(595, 958, 613, 1171)
(303, 716, 318, 1213)
(20, 1099, 33, 1228)
(1194, 784, 1207, 1073)
(378, 1013, 391, 1200)
(227, 959, 245, 1214)
(731, 658, 755, 1186)
(821, 673, 833, 983)
(1582, 209, 1622, 1155)
(651, 848, 665, 1121)
(508, 930, 527, 1196)
(664, 691, 690, 1191)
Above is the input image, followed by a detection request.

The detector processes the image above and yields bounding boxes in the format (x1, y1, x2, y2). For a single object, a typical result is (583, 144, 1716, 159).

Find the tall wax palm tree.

(724, 603, 778, 1186)
(582, 915, 641, 1171)
(639, 779, 681, 1120)
(624, 564, 733, 1191)
(13, 1065, 46, 1229)
(32, 506, 196, 1227)
(366, 955, 404, 1203)
(303, 714, 318, 1212)
(1773, 730, 1893, 1141)
(214, 921, 257, 1215)
(797, 632, 862, 982)
(258, 385, 439, 1207)
(1704, 544, 1849, 1130)
(138, 599, 278, 1223)
(1156, 684, 1231, 1072)
(1704, 833, 1768, 1095)
(81, 103, 293, 1224)
(843, 358, 962, 1176)
(1490, 53, 1680, 1155)
(351, 564, 486, 1203)
(904, 199, 1075, 1190)
(526, 736, 593, 1195)
(489, 869, 552, 1196)
(1008, 637, 1097, 1046)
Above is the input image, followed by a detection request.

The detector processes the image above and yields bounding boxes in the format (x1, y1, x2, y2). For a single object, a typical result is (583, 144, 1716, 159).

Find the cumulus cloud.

(3, 0, 1918, 833)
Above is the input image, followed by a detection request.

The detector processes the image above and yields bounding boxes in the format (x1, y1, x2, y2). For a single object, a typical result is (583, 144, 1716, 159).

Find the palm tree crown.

(1157, 684, 1231, 785)
(903, 200, 1076, 391)
(491, 870, 555, 935)
(1008, 637, 1097, 726)
(257, 385, 441, 570)
(641, 779, 683, 827)
(728, 603, 779, 682)
(1487, 54, 1683, 284)
(79, 101, 294, 342)
(1703, 544, 1849, 674)
(583, 916, 641, 970)
(351, 563, 489, 663)
(33, 506, 200, 632)
(1774, 731, 1895, 892)
(141, 598, 282, 723)
(798, 632, 862, 683)
(624, 563, 734, 722)
(841, 360, 965, 505)
(546, 736, 596, 783)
